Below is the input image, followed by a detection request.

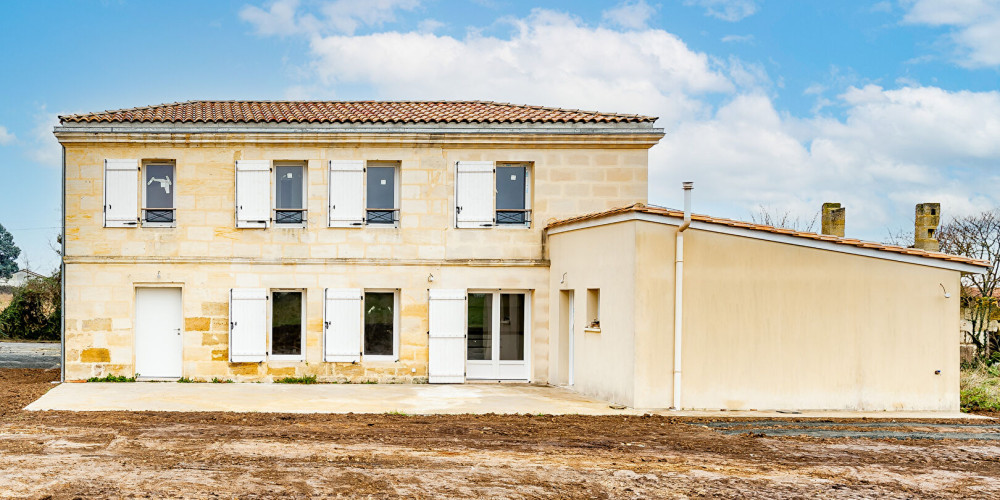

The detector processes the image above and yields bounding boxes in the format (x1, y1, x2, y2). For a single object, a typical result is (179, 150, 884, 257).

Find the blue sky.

(1, 0, 999, 272)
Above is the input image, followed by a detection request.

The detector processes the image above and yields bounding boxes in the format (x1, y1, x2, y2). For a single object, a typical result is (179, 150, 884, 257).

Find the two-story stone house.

(55, 100, 663, 385)
(56, 100, 988, 411)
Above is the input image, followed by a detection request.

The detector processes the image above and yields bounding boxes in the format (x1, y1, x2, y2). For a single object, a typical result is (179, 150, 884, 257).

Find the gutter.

(672, 182, 693, 410)
(60, 145, 66, 383)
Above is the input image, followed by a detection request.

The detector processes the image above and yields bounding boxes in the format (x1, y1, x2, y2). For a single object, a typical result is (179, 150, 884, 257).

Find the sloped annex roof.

(546, 203, 991, 270)
(58, 101, 658, 125)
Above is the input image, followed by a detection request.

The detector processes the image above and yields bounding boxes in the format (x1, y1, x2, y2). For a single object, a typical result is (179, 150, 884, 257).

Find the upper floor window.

(143, 162, 175, 226)
(329, 160, 399, 228)
(366, 161, 399, 225)
(495, 163, 530, 225)
(455, 161, 532, 228)
(274, 163, 306, 225)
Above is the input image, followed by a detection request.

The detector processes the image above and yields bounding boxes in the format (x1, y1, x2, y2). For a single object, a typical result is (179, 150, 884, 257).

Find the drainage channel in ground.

(696, 420, 1000, 441)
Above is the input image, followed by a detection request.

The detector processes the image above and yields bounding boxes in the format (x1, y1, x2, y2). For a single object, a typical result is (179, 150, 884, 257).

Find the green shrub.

(211, 377, 234, 383)
(961, 363, 1000, 412)
(274, 375, 317, 384)
(87, 374, 136, 383)
(0, 272, 60, 341)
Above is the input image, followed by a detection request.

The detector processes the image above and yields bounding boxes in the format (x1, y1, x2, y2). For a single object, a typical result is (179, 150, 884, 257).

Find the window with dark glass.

(364, 292, 395, 357)
(366, 163, 398, 225)
(271, 291, 302, 356)
(143, 163, 175, 224)
(496, 164, 529, 225)
(275, 164, 305, 224)
(499, 293, 525, 361)
(467, 293, 493, 360)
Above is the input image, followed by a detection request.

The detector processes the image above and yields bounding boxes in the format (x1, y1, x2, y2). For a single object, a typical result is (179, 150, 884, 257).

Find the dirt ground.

(1, 369, 999, 498)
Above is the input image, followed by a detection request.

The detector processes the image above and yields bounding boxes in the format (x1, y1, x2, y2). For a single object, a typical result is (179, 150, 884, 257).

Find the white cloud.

(655, 85, 1000, 236)
(27, 109, 62, 167)
(306, 9, 735, 125)
(0, 126, 14, 145)
(240, 0, 419, 36)
(417, 18, 444, 33)
(720, 34, 754, 43)
(684, 0, 758, 22)
(902, 0, 1000, 68)
(602, 0, 656, 30)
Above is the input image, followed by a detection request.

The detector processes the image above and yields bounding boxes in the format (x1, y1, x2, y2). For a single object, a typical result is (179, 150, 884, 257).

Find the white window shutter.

(329, 160, 365, 227)
(235, 160, 270, 228)
(229, 288, 267, 362)
(104, 159, 139, 228)
(428, 289, 467, 383)
(324, 288, 362, 362)
(456, 161, 494, 228)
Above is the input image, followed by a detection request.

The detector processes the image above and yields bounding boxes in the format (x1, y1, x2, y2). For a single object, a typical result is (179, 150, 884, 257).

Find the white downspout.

(672, 182, 693, 410)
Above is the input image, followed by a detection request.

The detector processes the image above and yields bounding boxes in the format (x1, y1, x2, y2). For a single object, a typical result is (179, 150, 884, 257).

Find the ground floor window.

(364, 291, 397, 359)
(271, 290, 303, 358)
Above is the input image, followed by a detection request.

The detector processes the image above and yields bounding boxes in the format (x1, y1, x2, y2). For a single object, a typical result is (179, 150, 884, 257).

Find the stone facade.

(57, 127, 661, 382)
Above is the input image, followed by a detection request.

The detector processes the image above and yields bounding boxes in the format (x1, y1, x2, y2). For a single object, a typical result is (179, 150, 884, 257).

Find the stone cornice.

(53, 129, 664, 149)
(64, 256, 550, 267)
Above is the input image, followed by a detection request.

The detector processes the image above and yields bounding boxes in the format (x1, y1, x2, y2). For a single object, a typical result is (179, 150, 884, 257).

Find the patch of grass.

(274, 375, 317, 384)
(87, 374, 136, 383)
(386, 410, 409, 416)
(961, 363, 1000, 412)
(211, 377, 234, 383)
(177, 377, 196, 383)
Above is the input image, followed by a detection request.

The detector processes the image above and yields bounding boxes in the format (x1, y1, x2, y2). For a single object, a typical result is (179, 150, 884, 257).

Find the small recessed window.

(364, 291, 397, 359)
(928, 228, 935, 238)
(274, 164, 306, 225)
(366, 162, 399, 226)
(586, 288, 600, 330)
(143, 163, 175, 225)
(271, 291, 303, 358)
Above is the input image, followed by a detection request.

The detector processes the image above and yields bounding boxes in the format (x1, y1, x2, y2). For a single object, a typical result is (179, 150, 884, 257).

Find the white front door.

(466, 291, 529, 381)
(135, 287, 183, 378)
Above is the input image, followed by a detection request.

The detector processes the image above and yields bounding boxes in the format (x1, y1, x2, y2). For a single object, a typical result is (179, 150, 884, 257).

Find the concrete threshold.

(24, 383, 989, 419)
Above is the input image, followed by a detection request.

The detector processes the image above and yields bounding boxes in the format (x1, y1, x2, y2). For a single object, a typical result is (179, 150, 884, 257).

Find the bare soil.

(1, 369, 999, 498)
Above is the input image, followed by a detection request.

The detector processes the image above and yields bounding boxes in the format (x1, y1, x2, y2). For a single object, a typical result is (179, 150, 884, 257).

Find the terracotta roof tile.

(545, 203, 991, 269)
(59, 100, 657, 125)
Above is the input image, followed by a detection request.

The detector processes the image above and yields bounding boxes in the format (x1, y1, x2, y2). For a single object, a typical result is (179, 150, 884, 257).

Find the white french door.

(135, 287, 183, 378)
(466, 291, 530, 381)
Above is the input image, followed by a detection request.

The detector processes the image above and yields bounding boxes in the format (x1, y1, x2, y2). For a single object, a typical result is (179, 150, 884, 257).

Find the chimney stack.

(914, 203, 940, 252)
(821, 203, 846, 237)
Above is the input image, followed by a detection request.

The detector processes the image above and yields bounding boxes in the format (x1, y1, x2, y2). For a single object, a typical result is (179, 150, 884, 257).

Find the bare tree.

(883, 226, 914, 248)
(749, 205, 820, 232)
(937, 210, 1000, 362)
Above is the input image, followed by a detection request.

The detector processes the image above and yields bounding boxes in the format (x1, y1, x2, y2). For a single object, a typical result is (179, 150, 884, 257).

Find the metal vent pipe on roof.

(673, 182, 693, 410)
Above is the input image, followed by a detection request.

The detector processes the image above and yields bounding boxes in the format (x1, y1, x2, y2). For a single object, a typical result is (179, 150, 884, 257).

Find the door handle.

(175, 328, 181, 336)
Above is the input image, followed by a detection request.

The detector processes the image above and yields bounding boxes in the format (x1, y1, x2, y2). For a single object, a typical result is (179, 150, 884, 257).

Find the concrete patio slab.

(24, 382, 988, 419)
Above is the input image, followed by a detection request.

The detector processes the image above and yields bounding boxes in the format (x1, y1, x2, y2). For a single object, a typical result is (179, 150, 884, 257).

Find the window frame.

(364, 160, 401, 228)
(362, 288, 400, 362)
(268, 288, 306, 361)
(272, 161, 308, 227)
(494, 162, 532, 228)
(141, 160, 177, 228)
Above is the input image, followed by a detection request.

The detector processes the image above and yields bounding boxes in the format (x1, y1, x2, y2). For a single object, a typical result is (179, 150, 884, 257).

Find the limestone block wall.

(63, 143, 649, 262)
(63, 261, 549, 381)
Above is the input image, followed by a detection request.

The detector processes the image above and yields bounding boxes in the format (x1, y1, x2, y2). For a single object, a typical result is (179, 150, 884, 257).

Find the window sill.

(362, 355, 398, 363)
(268, 355, 305, 362)
(583, 327, 601, 334)
(273, 223, 307, 229)
(141, 222, 176, 228)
